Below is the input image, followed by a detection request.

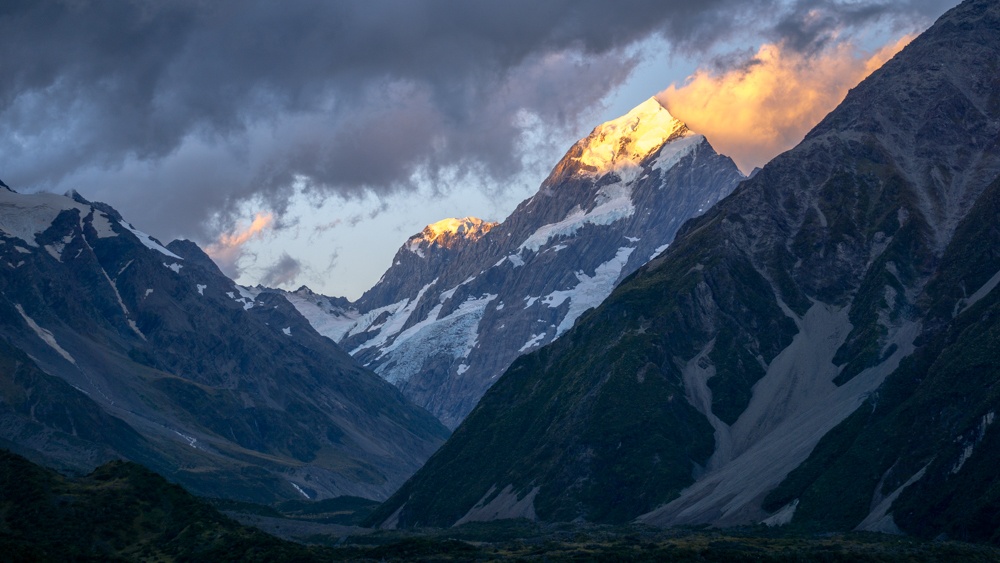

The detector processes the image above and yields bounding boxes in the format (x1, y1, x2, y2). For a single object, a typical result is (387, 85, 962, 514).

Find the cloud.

(259, 252, 303, 288)
(0, 0, 958, 247)
(0, 1, 747, 238)
(205, 212, 274, 276)
(658, 34, 914, 173)
(770, 0, 960, 53)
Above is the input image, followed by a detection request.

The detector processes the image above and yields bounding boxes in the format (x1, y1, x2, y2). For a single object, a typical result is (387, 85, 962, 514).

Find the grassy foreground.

(302, 520, 1000, 562)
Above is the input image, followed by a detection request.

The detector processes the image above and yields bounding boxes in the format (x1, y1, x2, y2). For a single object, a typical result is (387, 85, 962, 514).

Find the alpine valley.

(367, 0, 1000, 543)
(3, 0, 1000, 556)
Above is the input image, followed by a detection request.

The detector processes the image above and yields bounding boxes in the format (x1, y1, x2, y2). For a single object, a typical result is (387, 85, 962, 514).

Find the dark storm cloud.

(0, 0, 959, 243)
(771, 0, 960, 54)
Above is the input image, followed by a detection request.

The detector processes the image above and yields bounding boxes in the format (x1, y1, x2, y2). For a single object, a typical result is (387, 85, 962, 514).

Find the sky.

(0, 0, 960, 299)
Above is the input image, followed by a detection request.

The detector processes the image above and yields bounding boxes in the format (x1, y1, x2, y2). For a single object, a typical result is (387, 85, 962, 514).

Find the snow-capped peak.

(0, 189, 95, 246)
(575, 97, 691, 180)
(407, 217, 497, 256)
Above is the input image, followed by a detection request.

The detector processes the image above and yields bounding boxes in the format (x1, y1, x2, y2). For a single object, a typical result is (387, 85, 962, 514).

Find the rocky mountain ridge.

(0, 186, 448, 503)
(366, 0, 1000, 542)
(287, 98, 744, 427)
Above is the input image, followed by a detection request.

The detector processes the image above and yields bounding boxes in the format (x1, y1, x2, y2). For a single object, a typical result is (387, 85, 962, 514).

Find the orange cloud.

(657, 35, 914, 174)
(206, 212, 274, 275)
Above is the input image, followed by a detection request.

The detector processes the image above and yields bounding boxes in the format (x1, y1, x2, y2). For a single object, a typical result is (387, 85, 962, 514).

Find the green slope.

(0, 450, 322, 562)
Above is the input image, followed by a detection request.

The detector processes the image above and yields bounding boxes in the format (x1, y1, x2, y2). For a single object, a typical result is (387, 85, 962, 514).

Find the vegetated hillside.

(367, 0, 1000, 542)
(0, 186, 448, 504)
(0, 449, 322, 561)
(286, 97, 743, 428)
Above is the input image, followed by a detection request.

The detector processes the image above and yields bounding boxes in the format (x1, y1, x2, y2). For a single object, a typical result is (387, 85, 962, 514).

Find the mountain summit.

(407, 217, 497, 256)
(367, 0, 1000, 541)
(287, 98, 744, 428)
(564, 97, 693, 181)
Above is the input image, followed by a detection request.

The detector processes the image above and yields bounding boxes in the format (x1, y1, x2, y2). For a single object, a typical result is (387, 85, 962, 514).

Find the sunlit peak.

(407, 217, 498, 255)
(576, 97, 690, 178)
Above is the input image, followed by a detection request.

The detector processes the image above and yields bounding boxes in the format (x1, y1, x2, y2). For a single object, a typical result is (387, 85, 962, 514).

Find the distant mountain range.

(285, 97, 744, 428)
(0, 184, 448, 503)
(367, 0, 1000, 543)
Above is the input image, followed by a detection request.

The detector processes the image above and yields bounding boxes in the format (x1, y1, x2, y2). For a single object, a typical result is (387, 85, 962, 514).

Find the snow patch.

(89, 211, 117, 238)
(285, 294, 361, 343)
(89, 249, 145, 340)
(44, 244, 62, 261)
(952, 411, 995, 474)
(116, 260, 134, 278)
(440, 278, 475, 303)
(120, 221, 182, 259)
(518, 182, 635, 252)
(956, 268, 1000, 316)
(373, 293, 497, 384)
(0, 190, 91, 247)
(652, 133, 702, 173)
(172, 430, 198, 449)
(519, 333, 546, 352)
(349, 279, 438, 352)
(650, 243, 670, 261)
(290, 482, 311, 499)
(163, 262, 182, 273)
(232, 285, 259, 310)
(542, 246, 635, 336)
(196, 284, 206, 295)
(15, 304, 76, 365)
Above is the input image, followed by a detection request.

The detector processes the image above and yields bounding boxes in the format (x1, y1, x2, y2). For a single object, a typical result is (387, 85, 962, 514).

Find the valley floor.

(3, 449, 997, 562)
(225, 513, 1000, 562)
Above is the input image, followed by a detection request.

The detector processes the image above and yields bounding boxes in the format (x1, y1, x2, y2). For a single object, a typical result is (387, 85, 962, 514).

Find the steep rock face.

(366, 0, 1000, 540)
(288, 98, 744, 428)
(0, 188, 448, 503)
(356, 217, 498, 309)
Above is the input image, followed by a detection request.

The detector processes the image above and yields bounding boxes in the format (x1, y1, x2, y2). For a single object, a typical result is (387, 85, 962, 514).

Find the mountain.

(287, 98, 744, 428)
(0, 187, 449, 504)
(366, 0, 1000, 542)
